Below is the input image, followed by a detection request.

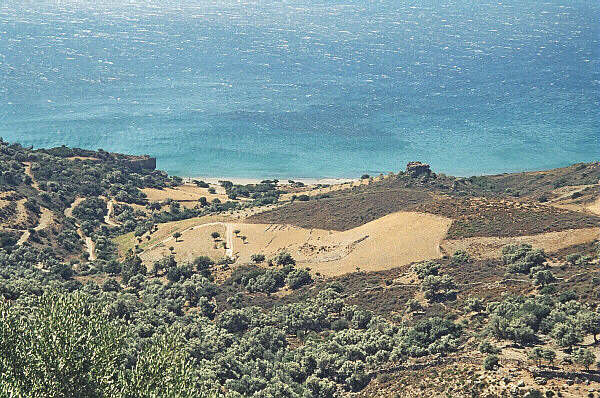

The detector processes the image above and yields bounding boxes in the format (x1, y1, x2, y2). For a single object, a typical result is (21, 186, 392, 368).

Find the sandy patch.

(142, 184, 231, 203)
(35, 207, 53, 231)
(139, 211, 452, 277)
(140, 223, 228, 264)
(587, 196, 600, 216)
(296, 211, 451, 276)
(67, 156, 100, 161)
(441, 227, 600, 259)
(114, 215, 230, 256)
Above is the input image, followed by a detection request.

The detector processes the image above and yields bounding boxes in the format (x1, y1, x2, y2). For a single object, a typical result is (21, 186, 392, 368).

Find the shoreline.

(184, 176, 360, 186)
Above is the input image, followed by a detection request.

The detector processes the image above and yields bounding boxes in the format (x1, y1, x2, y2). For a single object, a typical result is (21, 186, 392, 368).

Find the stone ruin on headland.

(121, 155, 157, 171)
(405, 161, 431, 177)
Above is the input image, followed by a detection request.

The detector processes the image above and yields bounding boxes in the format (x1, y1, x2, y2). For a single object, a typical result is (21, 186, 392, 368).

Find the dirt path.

(76, 231, 96, 261)
(15, 163, 49, 245)
(77, 229, 96, 260)
(85, 236, 96, 260)
(23, 162, 39, 190)
(225, 223, 234, 257)
(104, 199, 119, 226)
(16, 230, 29, 245)
(36, 207, 53, 230)
(17, 206, 54, 245)
(64, 197, 85, 218)
(64, 197, 96, 260)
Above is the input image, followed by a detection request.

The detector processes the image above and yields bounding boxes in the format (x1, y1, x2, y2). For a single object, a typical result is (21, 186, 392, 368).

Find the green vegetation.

(229, 263, 311, 293)
(219, 179, 282, 205)
(0, 250, 465, 396)
(483, 354, 499, 370)
(503, 244, 547, 274)
(0, 291, 216, 397)
(2, 140, 600, 396)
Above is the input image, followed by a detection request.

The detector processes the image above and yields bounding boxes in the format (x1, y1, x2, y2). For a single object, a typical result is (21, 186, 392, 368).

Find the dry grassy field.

(139, 222, 229, 264)
(114, 214, 230, 255)
(441, 227, 600, 259)
(142, 183, 233, 206)
(136, 211, 452, 276)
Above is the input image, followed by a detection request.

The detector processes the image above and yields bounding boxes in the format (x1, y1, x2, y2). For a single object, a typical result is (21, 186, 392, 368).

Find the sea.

(0, 0, 598, 179)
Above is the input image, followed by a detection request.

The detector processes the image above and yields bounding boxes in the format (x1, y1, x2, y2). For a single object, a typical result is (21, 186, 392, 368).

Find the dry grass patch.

(114, 215, 229, 256)
(587, 196, 600, 216)
(247, 188, 434, 231)
(188, 211, 451, 277)
(140, 222, 228, 264)
(130, 210, 452, 277)
(442, 227, 600, 259)
(142, 183, 236, 204)
(414, 196, 600, 239)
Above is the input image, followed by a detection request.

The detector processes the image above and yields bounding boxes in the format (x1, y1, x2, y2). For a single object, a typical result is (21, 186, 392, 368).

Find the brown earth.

(247, 188, 434, 231)
(441, 227, 599, 259)
(140, 222, 228, 264)
(139, 211, 452, 277)
(142, 183, 239, 205)
(247, 190, 600, 239)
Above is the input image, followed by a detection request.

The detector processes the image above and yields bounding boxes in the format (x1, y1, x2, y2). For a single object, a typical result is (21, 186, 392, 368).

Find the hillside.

(1, 141, 600, 397)
(247, 162, 600, 235)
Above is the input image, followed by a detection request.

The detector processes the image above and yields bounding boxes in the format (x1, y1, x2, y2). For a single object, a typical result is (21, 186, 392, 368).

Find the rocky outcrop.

(406, 162, 431, 177)
(121, 156, 156, 171)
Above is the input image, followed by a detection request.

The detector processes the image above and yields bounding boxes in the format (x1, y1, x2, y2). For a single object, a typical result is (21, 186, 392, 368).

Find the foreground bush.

(0, 291, 218, 398)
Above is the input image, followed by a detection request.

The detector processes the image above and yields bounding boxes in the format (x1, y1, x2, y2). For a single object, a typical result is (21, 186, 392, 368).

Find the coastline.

(185, 176, 360, 186)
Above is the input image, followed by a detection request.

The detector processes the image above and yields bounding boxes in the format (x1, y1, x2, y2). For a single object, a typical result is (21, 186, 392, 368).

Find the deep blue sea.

(0, 0, 598, 178)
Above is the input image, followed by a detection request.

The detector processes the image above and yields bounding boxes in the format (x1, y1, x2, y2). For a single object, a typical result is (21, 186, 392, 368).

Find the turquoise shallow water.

(0, 0, 598, 178)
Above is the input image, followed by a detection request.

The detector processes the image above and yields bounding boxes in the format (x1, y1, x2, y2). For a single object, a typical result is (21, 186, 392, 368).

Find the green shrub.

(483, 354, 499, 370)
(406, 299, 423, 313)
(275, 251, 296, 266)
(503, 244, 546, 274)
(102, 278, 121, 292)
(286, 268, 312, 290)
(422, 275, 458, 302)
(451, 250, 471, 266)
(413, 261, 440, 280)
(0, 291, 210, 397)
(479, 341, 500, 354)
(523, 389, 543, 398)
(194, 255, 214, 276)
(572, 347, 596, 370)
(566, 253, 591, 266)
(464, 297, 485, 313)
